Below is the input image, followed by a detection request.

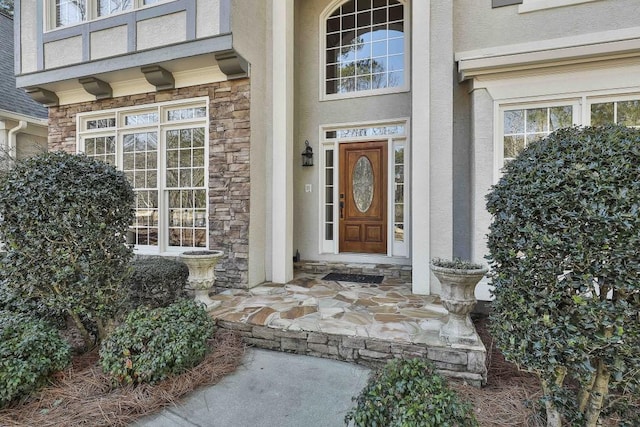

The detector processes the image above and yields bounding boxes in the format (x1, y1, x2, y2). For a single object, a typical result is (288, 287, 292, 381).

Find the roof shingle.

(0, 12, 47, 119)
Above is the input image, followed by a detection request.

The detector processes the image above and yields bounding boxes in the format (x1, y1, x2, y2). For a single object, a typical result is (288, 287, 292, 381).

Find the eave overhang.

(16, 34, 249, 107)
(456, 26, 640, 81)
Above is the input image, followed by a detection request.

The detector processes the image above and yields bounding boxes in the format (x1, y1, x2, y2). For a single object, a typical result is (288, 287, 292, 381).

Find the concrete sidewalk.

(135, 349, 371, 427)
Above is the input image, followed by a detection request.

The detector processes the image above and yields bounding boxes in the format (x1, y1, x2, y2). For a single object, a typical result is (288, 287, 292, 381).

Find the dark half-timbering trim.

(16, 34, 233, 89)
(492, 0, 523, 7)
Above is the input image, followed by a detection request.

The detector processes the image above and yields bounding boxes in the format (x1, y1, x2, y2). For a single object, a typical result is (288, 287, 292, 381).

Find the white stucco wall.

(231, 0, 270, 286)
(44, 36, 83, 69)
(19, 1, 37, 74)
(137, 12, 187, 51)
(197, 0, 221, 38)
(454, 0, 640, 52)
(90, 26, 128, 60)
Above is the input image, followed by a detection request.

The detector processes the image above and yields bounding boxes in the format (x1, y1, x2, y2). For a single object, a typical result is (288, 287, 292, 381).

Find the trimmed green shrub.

(0, 279, 65, 325)
(0, 310, 71, 408)
(345, 358, 478, 427)
(125, 258, 189, 309)
(486, 125, 640, 426)
(0, 151, 135, 347)
(100, 299, 215, 385)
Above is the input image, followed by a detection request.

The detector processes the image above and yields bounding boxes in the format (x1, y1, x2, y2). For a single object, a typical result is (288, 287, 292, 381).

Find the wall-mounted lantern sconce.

(302, 140, 314, 167)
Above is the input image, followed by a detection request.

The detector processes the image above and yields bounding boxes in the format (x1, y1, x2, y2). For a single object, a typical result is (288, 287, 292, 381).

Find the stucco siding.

(44, 36, 83, 69)
(18, 1, 37, 73)
(454, 0, 640, 52)
(90, 26, 128, 60)
(231, 0, 269, 287)
(197, 0, 221, 38)
(137, 12, 187, 50)
(452, 80, 472, 262)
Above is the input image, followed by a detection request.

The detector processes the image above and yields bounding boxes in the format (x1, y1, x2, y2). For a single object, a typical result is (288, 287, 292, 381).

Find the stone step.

(215, 319, 486, 387)
(294, 260, 412, 282)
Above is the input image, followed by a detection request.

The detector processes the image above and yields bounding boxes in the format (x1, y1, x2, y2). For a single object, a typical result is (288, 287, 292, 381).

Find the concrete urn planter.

(431, 262, 488, 344)
(180, 250, 224, 311)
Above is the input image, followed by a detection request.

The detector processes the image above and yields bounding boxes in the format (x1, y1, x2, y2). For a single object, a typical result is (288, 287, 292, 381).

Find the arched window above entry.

(323, 0, 408, 99)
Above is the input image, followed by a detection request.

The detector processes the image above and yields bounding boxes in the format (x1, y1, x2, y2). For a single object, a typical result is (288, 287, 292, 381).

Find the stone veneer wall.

(217, 320, 487, 386)
(295, 261, 412, 282)
(48, 80, 251, 287)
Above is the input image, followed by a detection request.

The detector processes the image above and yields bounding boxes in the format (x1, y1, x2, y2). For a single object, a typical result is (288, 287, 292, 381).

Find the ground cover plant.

(0, 151, 135, 348)
(100, 299, 215, 385)
(0, 311, 71, 408)
(486, 125, 640, 426)
(0, 330, 243, 427)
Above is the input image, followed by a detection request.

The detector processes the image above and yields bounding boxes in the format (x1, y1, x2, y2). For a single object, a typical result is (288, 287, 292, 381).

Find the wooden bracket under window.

(215, 51, 249, 80)
(141, 65, 175, 91)
(79, 77, 113, 100)
(25, 87, 59, 107)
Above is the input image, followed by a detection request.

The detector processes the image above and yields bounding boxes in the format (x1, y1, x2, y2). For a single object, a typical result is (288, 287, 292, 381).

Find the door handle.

(339, 201, 344, 219)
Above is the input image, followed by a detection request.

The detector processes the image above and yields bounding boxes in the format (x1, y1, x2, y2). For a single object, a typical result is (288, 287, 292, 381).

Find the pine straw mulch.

(451, 316, 637, 427)
(0, 329, 245, 427)
(450, 315, 546, 427)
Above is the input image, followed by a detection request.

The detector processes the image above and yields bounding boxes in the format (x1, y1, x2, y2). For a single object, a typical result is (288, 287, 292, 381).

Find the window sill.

(518, 0, 600, 13)
(133, 248, 206, 258)
(321, 86, 410, 102)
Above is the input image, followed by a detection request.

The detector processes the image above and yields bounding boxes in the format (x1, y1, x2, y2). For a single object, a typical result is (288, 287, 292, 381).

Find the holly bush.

(0, 310, 71, 408)
(125, 257, 189, 310)
(0, 151, 134, 347)
(486, 125, 640, 426)
(0, 279, 65, 325)
(99, 299, 215, 385)
(345, 358, 478, 427)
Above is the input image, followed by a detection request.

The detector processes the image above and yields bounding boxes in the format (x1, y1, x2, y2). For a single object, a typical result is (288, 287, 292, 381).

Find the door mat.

(322, 273, 384, 284)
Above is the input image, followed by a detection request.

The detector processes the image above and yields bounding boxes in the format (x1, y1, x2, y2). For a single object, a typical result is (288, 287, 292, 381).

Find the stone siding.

(217, 320, 486, 386)
(48, 80, 251, 287)
(295, 260, 412, 282)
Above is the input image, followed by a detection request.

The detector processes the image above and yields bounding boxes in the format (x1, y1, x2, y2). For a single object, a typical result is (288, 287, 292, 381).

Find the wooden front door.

(339, 141, 387, 254)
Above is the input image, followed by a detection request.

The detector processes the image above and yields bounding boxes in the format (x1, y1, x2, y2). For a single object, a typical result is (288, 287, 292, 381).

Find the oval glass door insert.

(352, 156, 374, 212)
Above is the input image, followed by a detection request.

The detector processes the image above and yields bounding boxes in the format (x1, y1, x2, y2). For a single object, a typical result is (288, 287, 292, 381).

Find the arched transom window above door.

(323, 0, 408, 99)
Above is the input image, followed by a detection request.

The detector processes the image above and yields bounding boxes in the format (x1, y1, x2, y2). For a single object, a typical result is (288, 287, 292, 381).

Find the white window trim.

(494, 91, 640, 181)
(585, 92, 640, 126)
(319, 119, 410, 259)
(319, 0, 411, 102)
(45, 0, 171, 31)
(494, 98, 581, 181)
(77, 97, 210, 255)
(518, 0, 600, 14)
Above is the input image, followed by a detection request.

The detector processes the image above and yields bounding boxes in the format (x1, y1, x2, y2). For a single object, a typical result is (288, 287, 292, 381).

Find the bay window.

(78, 98, 208, 253)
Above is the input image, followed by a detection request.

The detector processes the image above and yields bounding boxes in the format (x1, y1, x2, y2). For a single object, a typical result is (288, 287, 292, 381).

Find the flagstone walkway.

(209, 273, 487, 386)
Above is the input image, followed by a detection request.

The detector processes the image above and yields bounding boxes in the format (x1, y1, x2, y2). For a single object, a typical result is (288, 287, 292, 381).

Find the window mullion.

(158, 121, 167, 252)
(88, 0, 97, 21)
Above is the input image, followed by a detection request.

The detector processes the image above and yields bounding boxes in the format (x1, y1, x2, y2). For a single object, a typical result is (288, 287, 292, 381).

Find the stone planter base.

(430, 264, 488, 345)
(180, 250, 224, 311)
